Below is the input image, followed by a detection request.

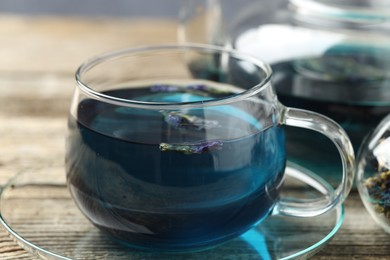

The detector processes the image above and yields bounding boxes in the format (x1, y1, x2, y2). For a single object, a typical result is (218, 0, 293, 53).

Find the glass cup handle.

(273, 106, 355, 217)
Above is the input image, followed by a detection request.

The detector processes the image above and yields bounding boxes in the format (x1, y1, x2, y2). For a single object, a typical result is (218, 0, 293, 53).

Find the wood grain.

(0, 14, 389, 259)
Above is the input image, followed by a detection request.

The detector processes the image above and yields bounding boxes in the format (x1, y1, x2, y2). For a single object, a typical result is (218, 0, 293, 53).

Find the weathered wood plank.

(0, 15, 177, 73)
(0, 74, 73, 117)
(0, 117, 66, 183)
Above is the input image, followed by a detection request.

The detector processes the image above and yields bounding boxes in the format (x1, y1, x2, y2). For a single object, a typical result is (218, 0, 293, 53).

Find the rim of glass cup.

(75, 44, 273, 110)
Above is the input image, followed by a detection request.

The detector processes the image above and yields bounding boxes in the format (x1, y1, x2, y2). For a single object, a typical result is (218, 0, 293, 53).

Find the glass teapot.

(179, 0, 390, 177)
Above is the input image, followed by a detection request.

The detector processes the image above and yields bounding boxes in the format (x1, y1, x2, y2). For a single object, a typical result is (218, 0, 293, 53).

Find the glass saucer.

(0, 163, 343, 260)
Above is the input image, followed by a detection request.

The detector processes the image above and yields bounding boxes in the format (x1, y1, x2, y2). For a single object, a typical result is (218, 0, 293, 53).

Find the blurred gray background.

(0, 0, 183, 17)
(0, 0, 260, 18)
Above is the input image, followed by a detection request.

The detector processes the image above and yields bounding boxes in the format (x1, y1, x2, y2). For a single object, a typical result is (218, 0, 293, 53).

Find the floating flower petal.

(162, 111, 220, 130)
(159, 141, 223, 154)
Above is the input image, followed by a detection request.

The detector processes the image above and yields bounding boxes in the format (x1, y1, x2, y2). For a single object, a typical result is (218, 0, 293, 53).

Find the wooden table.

(0, 15, 389, 259)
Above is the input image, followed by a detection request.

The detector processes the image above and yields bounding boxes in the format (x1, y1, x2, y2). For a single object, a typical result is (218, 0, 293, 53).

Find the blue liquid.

(66, 87, 286, 251)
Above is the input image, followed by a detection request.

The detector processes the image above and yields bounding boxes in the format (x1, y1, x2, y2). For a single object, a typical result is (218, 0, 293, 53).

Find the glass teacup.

(66, 44, 355, 252)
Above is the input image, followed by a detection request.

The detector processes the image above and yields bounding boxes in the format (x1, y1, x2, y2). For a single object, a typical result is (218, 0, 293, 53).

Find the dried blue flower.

(191, 141, 223, 154)
(365, 171, 390, 217)
(162, 111, 220, 130)
(159, 140, 223, 154)
(186, 84, 208, 92)
(150, 84, 179, 92)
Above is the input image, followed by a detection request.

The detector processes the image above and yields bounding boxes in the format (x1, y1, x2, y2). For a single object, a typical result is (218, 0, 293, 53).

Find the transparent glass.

(0, 165, 344, 260)
(66, 44, 354, 252)
(357, 114, 390, 234)
(179, 0, 390, 180)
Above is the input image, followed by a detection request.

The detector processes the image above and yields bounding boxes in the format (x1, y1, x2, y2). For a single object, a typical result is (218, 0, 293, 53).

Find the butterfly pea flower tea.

(66, 44, 355, 252)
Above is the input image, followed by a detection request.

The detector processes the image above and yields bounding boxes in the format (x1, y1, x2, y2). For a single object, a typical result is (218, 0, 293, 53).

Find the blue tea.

(66, 84, 286, 251)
